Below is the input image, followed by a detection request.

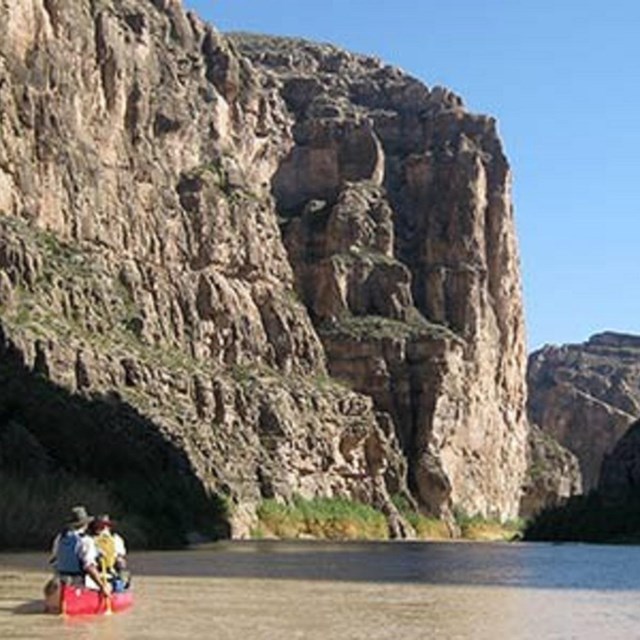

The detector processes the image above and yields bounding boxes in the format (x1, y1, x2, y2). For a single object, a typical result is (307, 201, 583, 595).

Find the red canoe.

(45, 582, 133, 616)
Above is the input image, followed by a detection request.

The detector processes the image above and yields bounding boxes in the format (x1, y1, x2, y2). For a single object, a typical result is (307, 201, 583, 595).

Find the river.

(2, 541, 640, 639)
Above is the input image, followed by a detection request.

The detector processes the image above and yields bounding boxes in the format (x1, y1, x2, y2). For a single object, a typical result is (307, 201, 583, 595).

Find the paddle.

(100, 559, 113, 615)
(101, 582, 113, 615)
(59, 583, 67, 617)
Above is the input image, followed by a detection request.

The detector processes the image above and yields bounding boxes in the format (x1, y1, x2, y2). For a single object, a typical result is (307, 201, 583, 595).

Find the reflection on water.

(2, 541, 640, 639)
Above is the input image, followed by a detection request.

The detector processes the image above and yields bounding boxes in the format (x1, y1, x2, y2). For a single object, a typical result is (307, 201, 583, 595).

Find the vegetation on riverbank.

(392, 495, 451, 540)
(395, 495, 524, 541)
(0, 466, 231, 550)
(454, 510, 524, 541)
(524, 493, 640, 543)
(0, 470, 143, 550)
(253, 496, 388, 540)
(1, 472, 526, 549)
(252, 495, 525, 542)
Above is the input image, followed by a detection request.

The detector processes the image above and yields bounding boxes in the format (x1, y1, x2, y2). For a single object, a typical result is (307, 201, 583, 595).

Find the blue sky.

(184, 1, 640, 351)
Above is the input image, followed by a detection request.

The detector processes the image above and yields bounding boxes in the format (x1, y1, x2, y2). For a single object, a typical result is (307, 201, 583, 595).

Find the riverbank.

(0, 468, 228, 551)
(252, 496, 523, 543)
(0, 494, 523, 551)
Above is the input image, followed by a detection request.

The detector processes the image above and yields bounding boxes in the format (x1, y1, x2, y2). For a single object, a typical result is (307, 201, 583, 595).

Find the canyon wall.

(233, 34, 530, 520)
(0, 0, 531, 539)
(528, 332, 640, 491)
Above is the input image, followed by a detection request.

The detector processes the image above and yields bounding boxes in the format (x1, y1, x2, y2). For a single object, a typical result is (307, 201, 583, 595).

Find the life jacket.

(95, 531, 117, 573)
(55, 529, 83, 575)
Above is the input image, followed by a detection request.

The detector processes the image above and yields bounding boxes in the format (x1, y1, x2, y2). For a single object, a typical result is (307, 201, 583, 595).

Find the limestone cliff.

(234, 34, 529, 520)
(0, 0, 529, 542)
(528, 332, 640, 491)
(519, 423, 582, 518)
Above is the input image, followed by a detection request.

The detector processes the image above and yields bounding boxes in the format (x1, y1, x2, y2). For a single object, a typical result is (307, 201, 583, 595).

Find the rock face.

(528, 332, 640, 491)
(235, 35, 529, 520)
(0, 0, 529, 540)
(599, 419, 640, 501)
(519, 423, 582, 518)
(0, 0, 406, 539)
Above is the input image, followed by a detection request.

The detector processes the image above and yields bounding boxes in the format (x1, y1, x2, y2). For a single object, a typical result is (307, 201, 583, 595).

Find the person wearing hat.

(89, 514, 129, 591)
(49, 506, 111, 597)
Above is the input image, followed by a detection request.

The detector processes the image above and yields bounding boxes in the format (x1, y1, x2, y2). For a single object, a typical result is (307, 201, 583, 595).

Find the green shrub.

(454, 508, 524, 541)
(0, 471, 125, 550)
(319, 313, 459, 343)
(524, 493, 640, 543)
(256, 496, 388, 540)
(391, 494, 450, 540)
(0, 468, 229, 550)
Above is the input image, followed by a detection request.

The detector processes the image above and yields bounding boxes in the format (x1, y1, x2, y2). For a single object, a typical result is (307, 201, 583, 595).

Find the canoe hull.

(45, 582, 133, 615)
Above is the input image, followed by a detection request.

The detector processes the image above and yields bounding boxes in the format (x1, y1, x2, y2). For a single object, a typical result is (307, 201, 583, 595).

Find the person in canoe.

(89, 513, 130, 591)
(44, 505, 111, 609)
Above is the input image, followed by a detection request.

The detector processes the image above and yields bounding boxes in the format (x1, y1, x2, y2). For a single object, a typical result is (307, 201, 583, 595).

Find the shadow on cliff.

(524, 418, 640, 546)
(0, 329, 230, 550)
(524, 492, 640, 545)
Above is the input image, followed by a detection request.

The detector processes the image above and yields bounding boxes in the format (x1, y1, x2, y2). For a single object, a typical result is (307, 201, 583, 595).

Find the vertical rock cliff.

(0, 0, 530, 540)
(234, 35, 529, 520)
(519, 423, 582, 518)
(528, 332, 640, 490)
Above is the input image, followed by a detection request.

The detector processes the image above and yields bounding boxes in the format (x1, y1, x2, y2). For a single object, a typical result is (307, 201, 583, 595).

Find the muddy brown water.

(2, 540, 640, 639)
